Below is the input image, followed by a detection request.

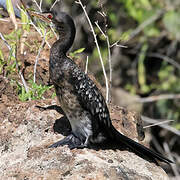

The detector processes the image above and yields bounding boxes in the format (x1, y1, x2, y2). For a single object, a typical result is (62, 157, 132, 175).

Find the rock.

(0, 99, 169, 180)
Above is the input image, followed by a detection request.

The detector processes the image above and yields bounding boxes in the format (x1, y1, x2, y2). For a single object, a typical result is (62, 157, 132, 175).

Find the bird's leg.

(49, 133, 86, 149)
(83, 135, 91, 147)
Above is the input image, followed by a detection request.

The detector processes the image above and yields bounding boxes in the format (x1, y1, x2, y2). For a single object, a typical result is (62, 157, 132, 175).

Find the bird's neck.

(51, 23, 76, 58)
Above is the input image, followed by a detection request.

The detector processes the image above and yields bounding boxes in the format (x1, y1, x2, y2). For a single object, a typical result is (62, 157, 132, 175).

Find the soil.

(0, 17, 53, 102)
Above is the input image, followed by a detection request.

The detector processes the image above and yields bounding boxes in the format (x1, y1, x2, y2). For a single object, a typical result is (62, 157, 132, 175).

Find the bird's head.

(31, 10, 75, 35)
(31, 9, 76, 53)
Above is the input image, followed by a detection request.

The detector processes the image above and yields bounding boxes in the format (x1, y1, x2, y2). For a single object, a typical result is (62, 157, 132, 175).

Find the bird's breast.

(55, 83, 93, 141)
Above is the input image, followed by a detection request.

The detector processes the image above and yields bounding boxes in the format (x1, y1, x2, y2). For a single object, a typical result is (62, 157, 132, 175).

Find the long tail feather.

(111, 126, 173, 164)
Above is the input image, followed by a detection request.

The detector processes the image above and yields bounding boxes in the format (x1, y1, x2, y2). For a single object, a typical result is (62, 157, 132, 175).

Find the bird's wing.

(70, 65, 112, 131)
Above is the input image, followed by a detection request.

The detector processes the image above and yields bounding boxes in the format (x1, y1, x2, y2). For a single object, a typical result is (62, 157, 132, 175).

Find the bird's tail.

(111, 126, 173, 164)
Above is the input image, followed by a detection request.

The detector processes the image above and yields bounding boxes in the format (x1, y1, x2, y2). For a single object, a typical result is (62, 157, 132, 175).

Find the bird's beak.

(29, 11, 52, 23)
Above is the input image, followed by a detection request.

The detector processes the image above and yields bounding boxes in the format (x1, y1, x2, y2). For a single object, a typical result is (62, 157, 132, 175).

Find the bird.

(32, 8, 173, 164)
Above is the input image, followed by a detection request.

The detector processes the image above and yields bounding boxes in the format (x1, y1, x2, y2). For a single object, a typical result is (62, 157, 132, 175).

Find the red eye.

(47, 14, 53, 19)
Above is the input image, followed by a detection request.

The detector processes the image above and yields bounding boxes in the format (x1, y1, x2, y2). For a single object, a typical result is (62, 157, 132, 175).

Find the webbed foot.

(49, 134, 87, 149)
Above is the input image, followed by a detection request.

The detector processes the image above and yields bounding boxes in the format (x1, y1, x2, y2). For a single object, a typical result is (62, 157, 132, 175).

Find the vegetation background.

(0, 0, 179, 177)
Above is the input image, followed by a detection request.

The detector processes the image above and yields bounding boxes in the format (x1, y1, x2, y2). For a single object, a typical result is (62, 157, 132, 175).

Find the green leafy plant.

(0, 47, 5, 73)
(17, 80, 53, 102)
(121, 0, 160, 37)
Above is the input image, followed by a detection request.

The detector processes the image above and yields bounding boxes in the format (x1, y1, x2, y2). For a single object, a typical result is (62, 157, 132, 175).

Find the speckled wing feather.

(69, 62, 112, 135)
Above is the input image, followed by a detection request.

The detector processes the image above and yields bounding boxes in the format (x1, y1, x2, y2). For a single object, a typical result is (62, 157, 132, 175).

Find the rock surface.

(0, 99, 169, 180)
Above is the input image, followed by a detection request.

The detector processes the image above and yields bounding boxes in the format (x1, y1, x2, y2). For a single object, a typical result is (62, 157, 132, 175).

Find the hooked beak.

(30, 11, 52, 23)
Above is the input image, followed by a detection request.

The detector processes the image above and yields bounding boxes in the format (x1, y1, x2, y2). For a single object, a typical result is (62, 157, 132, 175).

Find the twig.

(21, 0, 50, 48)
(50, 24, 58, 40)
(147, 52, 180, 71)
(32, 0, 42, 12)
(17, 4, 51, 48)
(33, 30, 46, 83)
(18, 1, 32, 24)
(30, 20, 51, 48)
(97, 11, 106, 18)
(141, 115, 180, 136)
(163, 142, 178, 178)
(137, 94, 180, 103)
(95, 21, 106, 37)
(50, 0, 61, 11)
(39, 0, 43, 11)
(95, 21, 112, 102)
(0, 33, 29, 94)
(75, 0, 109, 103)
(14, 46, 29, 94)
(0, 33, 11, 49)
(151, 134, 165, 154)
(110, 40, 128, 48)
(85, 56, 89, 74)
(0, 18, 10, 22)
(143, 119, 174, 129)
(106, 35, 112, 102)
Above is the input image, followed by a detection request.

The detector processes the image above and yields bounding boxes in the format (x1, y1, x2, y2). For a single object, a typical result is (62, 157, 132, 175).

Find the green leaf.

(0, 47, 4, 61)
(21, 9, 30, 31)
(69, 48, 85, 58)
(6, 0, 17, 29)
(73, 48, 85, 54)
(6, 0, 15, 17)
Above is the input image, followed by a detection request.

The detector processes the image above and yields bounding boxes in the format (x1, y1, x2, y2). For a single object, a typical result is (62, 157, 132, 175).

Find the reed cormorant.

(32, 9, 173, 164)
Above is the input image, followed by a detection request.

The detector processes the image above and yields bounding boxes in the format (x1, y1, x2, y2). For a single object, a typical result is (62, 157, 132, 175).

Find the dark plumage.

(33, 9, 173, 164)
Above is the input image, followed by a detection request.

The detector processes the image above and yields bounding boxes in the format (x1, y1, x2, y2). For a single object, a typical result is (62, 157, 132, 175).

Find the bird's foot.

(49, 134, 87, 149)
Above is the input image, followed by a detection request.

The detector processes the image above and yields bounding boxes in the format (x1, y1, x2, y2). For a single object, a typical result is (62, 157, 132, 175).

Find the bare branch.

(95, 21, 112, 102)
(50, 0, 61, 11)
(137, 94, 180, 103)
(0, 18, 10, 22)
(110, 40, 128, 48)
(32, 0, 42, 12)
(97, 11, 106, 18)
(75, 0, 109, 103)
(95, 21, 106, 38)
(50, 24, 58, 40)
(40, 0, 43, 10)
(141, 115, 180, 136)
(163, 142, 178, 177)
(106, 35, 112, 102)
(85, 56, 89, 74)
(151, 134, 165, 154)
(0, 32, 11, 49)
(95, 20, 115, 102)
(143, 119, 174, 129)
(96, 11, 127, 49)
(147, 52, 180, 71)
(17, 4, 51, 48)
(33, 30, 46, 83)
